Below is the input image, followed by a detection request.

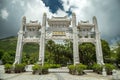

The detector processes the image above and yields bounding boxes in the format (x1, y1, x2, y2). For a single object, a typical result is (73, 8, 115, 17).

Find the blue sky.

(0, 0, 120, 45)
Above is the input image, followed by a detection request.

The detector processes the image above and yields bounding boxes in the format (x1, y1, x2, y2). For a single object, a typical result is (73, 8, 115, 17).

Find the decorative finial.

(72, 12, 76, 16)
(22, 16, 26, 20)
(43, 12, 46, 16)
(22, 16, 26, 24)
(93, 16, 96, 20)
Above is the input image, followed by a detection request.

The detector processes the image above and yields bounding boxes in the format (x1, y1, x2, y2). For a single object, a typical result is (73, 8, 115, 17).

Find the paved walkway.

(0, 72, 112, 80)
(0, 65, 113, 80)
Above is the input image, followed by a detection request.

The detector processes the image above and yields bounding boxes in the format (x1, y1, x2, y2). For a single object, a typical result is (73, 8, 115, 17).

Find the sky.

(0, 0, 120, 45)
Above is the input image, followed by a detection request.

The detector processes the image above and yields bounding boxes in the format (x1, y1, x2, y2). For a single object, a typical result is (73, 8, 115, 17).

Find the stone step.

(25, 65, 69, 73)
(25, 65, 94, 73)
(83, 70, 93, 73)
(49, 68, 69, 73)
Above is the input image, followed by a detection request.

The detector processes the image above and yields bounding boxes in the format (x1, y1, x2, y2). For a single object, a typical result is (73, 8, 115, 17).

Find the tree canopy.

(0, 36, 118, 68)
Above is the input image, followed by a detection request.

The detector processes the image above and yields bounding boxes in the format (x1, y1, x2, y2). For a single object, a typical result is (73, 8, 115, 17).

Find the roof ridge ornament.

(81, 20, 89, 23)
(30, 20, 38, 23)
(72, 12, 76, 16)
(52, 15, 68, 19)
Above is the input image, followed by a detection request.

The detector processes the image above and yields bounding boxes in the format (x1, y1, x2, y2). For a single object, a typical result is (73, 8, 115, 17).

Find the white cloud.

(0, 8, 9, 20)
(11, 0, 16, 4)
(61, 0, 120, 44)
(20, 0, 120, 44)
(23, 0, 52, 23)
(62, 0, 97, 27)
(23, 0, 68, 24)
(52, 9, 67, 17)
(20, 1, 25, 7)
(62, 0, 92, 20)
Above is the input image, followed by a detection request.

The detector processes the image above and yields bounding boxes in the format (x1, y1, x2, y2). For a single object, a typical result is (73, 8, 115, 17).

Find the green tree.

(2, 52, 14, 64)
(79, 43, 95, 67)
(45, 40, 55, 64)
(78, 40, 110, 68)
(29, 53, 38, 64)
(101, 40, 111, 62)
(54, 44, 67, 65)
(116, 41, 120, 67)
(64, 40, 73, 64)
(0, 49, 4, 60)
(22, 52, 29, 64)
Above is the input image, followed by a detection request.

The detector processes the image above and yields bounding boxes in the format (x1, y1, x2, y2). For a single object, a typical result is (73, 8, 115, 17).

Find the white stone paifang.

(14, 13, 104, 65)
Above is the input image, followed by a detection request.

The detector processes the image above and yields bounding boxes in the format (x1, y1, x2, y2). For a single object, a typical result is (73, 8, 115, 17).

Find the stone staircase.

(83, 70, 93, 73)
(25, 65, 69, 73)
(49, 67, 69, 73)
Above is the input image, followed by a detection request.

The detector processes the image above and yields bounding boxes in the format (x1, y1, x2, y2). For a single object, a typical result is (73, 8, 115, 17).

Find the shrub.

(22, 63, 26, 72)
(68, 65, 76, 75)
(76, 64, 87, 75)
(48, 64, 61, 68)
(42, 65, 49, 74)
(4, 64, 12, 73)
(32, 64, 40, 71)
(14, 63, 26, 73)
(32, 64, 49, 75)
(105, 63, 116, 75)
(92, 63, 102, 74)
(32, 64, 41, 74)
(68, 64, 87, 75)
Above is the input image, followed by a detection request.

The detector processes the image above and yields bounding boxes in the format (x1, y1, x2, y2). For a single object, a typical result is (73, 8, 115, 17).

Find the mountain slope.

(0, 36, 39, 54)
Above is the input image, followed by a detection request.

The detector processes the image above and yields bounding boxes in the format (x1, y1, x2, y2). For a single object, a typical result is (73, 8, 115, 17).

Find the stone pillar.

(14, 16, 26, 64)
(39, 13, 46, 66)
(72, 13, 79, 65)
(93, 16, 104, 65)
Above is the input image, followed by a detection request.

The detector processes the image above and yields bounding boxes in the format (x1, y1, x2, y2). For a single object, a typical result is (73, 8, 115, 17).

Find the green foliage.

(92, 63, 103, 74)
(68, 65, 76, 75)
(42, 65, 49, 74)
(76, 64, 87, 75)
(22, 52, 38, 64)
(101, 40, 111, 63)
(23, 43, 39, 55)
(4, 63, 26, 73)
(92, 63, 116, 75)
(14, 63, 26, 73)
(105, 63, 116, 75)
(68, 65, 75, 70)
(32, 64, 41, 71)
(2, 52, 15, 64)
(45, 40, 73, 66)
(4, 64, 12, 70)
(79, 40, 111, 68)
(116, 42, 120, 67)
(68, 64, 87, 75)
(48, 64, 61, 68)
(0, 36, 17, 52)
(0, 50, 4, 59)
(0, 36, 114, 68)
(4, 64, 13, 73)
(0, 37, 39, 64)
(79, 43, 95, 67)
(32, 64, 49, 75)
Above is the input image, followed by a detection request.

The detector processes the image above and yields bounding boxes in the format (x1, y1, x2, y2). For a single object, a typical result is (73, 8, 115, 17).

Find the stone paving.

(0, 65, 114, 80)
(0, 72, 113, 80)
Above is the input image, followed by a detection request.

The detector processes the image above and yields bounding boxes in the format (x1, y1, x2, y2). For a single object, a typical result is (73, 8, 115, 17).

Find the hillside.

(0, 36, 39, 54)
